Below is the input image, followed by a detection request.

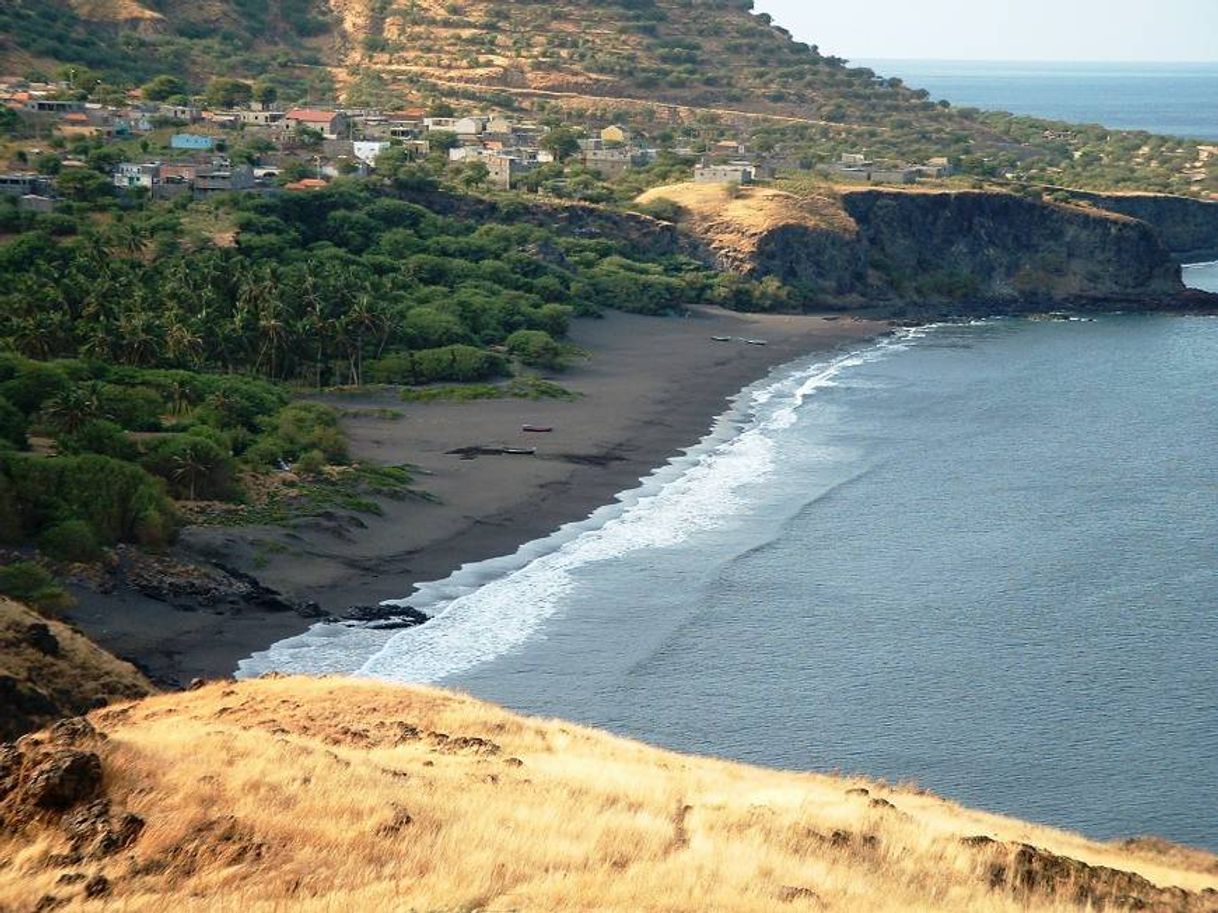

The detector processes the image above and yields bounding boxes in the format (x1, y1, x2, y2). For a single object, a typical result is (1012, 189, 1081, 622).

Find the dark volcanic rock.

(343, 605, 429, 630)
(25, 750, 103, 811)
(23, 623, 60, 657)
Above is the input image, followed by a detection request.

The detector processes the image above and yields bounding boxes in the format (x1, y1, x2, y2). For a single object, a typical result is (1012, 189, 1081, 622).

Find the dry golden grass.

(68, 0, 164, 22)
(2, 676, 1215, 912)
(0, 597, 153, 739)
(637, 182, 857, 273)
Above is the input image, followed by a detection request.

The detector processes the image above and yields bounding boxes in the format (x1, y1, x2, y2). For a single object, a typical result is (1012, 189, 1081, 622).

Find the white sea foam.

(237, 329, 925, 683)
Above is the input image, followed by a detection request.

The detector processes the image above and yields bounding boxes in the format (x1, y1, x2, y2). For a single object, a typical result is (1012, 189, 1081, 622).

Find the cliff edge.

(639, 183, 1189, 314)
(1, 677, 1216, 912)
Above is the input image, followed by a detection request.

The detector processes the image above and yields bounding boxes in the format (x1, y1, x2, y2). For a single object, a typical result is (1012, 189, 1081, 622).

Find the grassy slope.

(1, 676, 1215, 911)
(0, 597, 154, 740)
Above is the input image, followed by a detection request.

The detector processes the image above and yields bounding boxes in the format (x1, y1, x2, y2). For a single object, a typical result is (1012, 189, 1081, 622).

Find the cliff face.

(1068, 192, 1218, 261)
(839, 190, 1184, 312)
(643, 183, 1188, 313)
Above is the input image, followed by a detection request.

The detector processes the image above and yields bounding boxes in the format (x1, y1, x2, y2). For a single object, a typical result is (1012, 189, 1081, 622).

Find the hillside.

(0, 596, 154, 740)
(1, 676, 1216, 911)
(1, 0, 1213, 195)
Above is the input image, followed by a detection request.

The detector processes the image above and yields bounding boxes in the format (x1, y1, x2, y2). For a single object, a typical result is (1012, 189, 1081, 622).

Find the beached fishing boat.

(522, 424, 553, 432)
(502, 447, 537, 455)
(711, 336, 732, 342)
(745, 339, 768, 346)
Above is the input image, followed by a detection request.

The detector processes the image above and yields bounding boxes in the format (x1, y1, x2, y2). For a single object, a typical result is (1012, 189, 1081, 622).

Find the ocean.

(858, 59, 1218, 140)
(244, 263, 1218, 849)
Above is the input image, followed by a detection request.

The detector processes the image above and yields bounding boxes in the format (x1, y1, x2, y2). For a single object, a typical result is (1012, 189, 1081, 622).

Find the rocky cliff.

(641, 183, 1191, 314)
(1067, 192, 1218, 261)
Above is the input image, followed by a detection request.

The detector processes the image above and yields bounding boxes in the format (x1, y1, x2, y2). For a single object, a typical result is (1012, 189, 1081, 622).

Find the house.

(453, 116, 486, 138)
(24, 99, 85, 114)
(19, 194, 55, 213)
(0, 173, 48, 197)
(483, 154, 536, 190)
(693, 162, 756, 185)
(869, 168, 917, 184)
(601, 124, 630, 145)
(236, 109, 284, 126)
(158, 104, 200, 122)
(171, 134, 217, 151)
(113, 162, 161, 190)
(582, 147, 634, 179)
(194, 164, 255, 198)
(284, 109, 349, 139)
(712, 139, 745, 156)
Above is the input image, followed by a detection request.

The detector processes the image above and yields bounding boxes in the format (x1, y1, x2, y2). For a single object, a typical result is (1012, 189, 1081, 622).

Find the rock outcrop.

(0, 597, 154, 741)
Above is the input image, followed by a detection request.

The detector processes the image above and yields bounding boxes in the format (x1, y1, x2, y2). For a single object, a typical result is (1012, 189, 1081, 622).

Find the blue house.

(170, 134, 216, 151)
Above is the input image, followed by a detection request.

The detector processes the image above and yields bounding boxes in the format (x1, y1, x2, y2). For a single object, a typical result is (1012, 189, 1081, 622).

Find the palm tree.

(42, 385, 102, 434)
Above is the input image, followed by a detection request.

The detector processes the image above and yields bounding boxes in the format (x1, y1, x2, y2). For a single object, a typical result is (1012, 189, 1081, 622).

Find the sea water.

(859, 60, 1218, 141)
(245, 267, 1218, 849)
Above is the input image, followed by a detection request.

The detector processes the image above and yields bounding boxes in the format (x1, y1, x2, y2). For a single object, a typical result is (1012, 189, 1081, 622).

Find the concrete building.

(582, 147, 634, 179)
(694, 162, 756, 184)
(170, 133, 217, 151)
(601, 124, 629, 144)
(194, 164, 255, 198)
(0, 173, 48, 197)
(113, 162, 161, 190)
(284, 109, 349, 139)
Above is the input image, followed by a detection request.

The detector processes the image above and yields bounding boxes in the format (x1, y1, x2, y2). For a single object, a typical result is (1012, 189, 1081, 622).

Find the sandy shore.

(65, 308, 885, 685)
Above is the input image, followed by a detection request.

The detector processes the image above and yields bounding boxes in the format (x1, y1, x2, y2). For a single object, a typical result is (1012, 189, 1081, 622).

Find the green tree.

(204, 78, 253, 110)
(540, 128, 581, 162)
(142, 75, 188, 101)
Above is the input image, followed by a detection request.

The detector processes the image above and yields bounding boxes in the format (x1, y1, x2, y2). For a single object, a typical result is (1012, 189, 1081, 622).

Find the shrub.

(55, 419, 136, 460)
(0, 452, 177, 547)
(0, 396, 27, 449)
(142, 436, 237, 501)
(367, 346, 509, 385)
(294, 448, 327, 476)
(0, 560, 73, 614)
(38, 519, 103, 563)
(505, 329, 563, 369)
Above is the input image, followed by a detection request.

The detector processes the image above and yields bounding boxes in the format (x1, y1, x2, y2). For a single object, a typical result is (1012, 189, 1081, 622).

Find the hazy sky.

(753, 0, 1218, 62)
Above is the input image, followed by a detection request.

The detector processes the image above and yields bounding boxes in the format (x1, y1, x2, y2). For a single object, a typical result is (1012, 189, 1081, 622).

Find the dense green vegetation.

(0, 163, 787, 560)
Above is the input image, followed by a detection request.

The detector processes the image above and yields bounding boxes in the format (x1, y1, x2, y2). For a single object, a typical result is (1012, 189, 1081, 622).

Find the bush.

(55, 419, 136, 460)
(367, 346, 509, 385)
(294, 448, 327, 476)
(505, 330, 562, 369)
(142, 436, 237, 501)
(0, 560, 73, 613)
(0, 396, 27, 449)
(38, 519, 103, 563)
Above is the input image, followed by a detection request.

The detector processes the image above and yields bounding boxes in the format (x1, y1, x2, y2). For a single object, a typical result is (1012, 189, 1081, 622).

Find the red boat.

(522, 425, 553, 433)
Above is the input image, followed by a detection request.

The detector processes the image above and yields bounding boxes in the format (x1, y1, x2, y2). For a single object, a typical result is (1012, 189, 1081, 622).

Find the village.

(0, 75, 955, 211)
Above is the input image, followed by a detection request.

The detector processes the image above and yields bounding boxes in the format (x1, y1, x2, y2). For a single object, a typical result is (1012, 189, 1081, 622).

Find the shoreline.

(62, 307, 887, 687)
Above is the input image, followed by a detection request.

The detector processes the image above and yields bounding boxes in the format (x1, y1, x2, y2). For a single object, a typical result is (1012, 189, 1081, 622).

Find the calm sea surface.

(246, 264, 1218, 850)
(859, 60, 1218, 140)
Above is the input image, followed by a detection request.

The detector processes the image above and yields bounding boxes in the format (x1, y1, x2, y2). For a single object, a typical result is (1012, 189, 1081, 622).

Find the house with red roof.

(284, 109, 349, 139)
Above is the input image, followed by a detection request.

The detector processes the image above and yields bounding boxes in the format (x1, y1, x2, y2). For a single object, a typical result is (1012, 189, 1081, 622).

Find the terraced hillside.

(1, 0, 1213, 194)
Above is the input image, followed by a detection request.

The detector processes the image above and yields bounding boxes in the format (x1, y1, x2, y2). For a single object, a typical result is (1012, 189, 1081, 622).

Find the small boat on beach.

(522, 424, 553, 433)
(501, 447, 537, 455)
(711, 336, 732, 342)
(745, 338, 768, 346)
